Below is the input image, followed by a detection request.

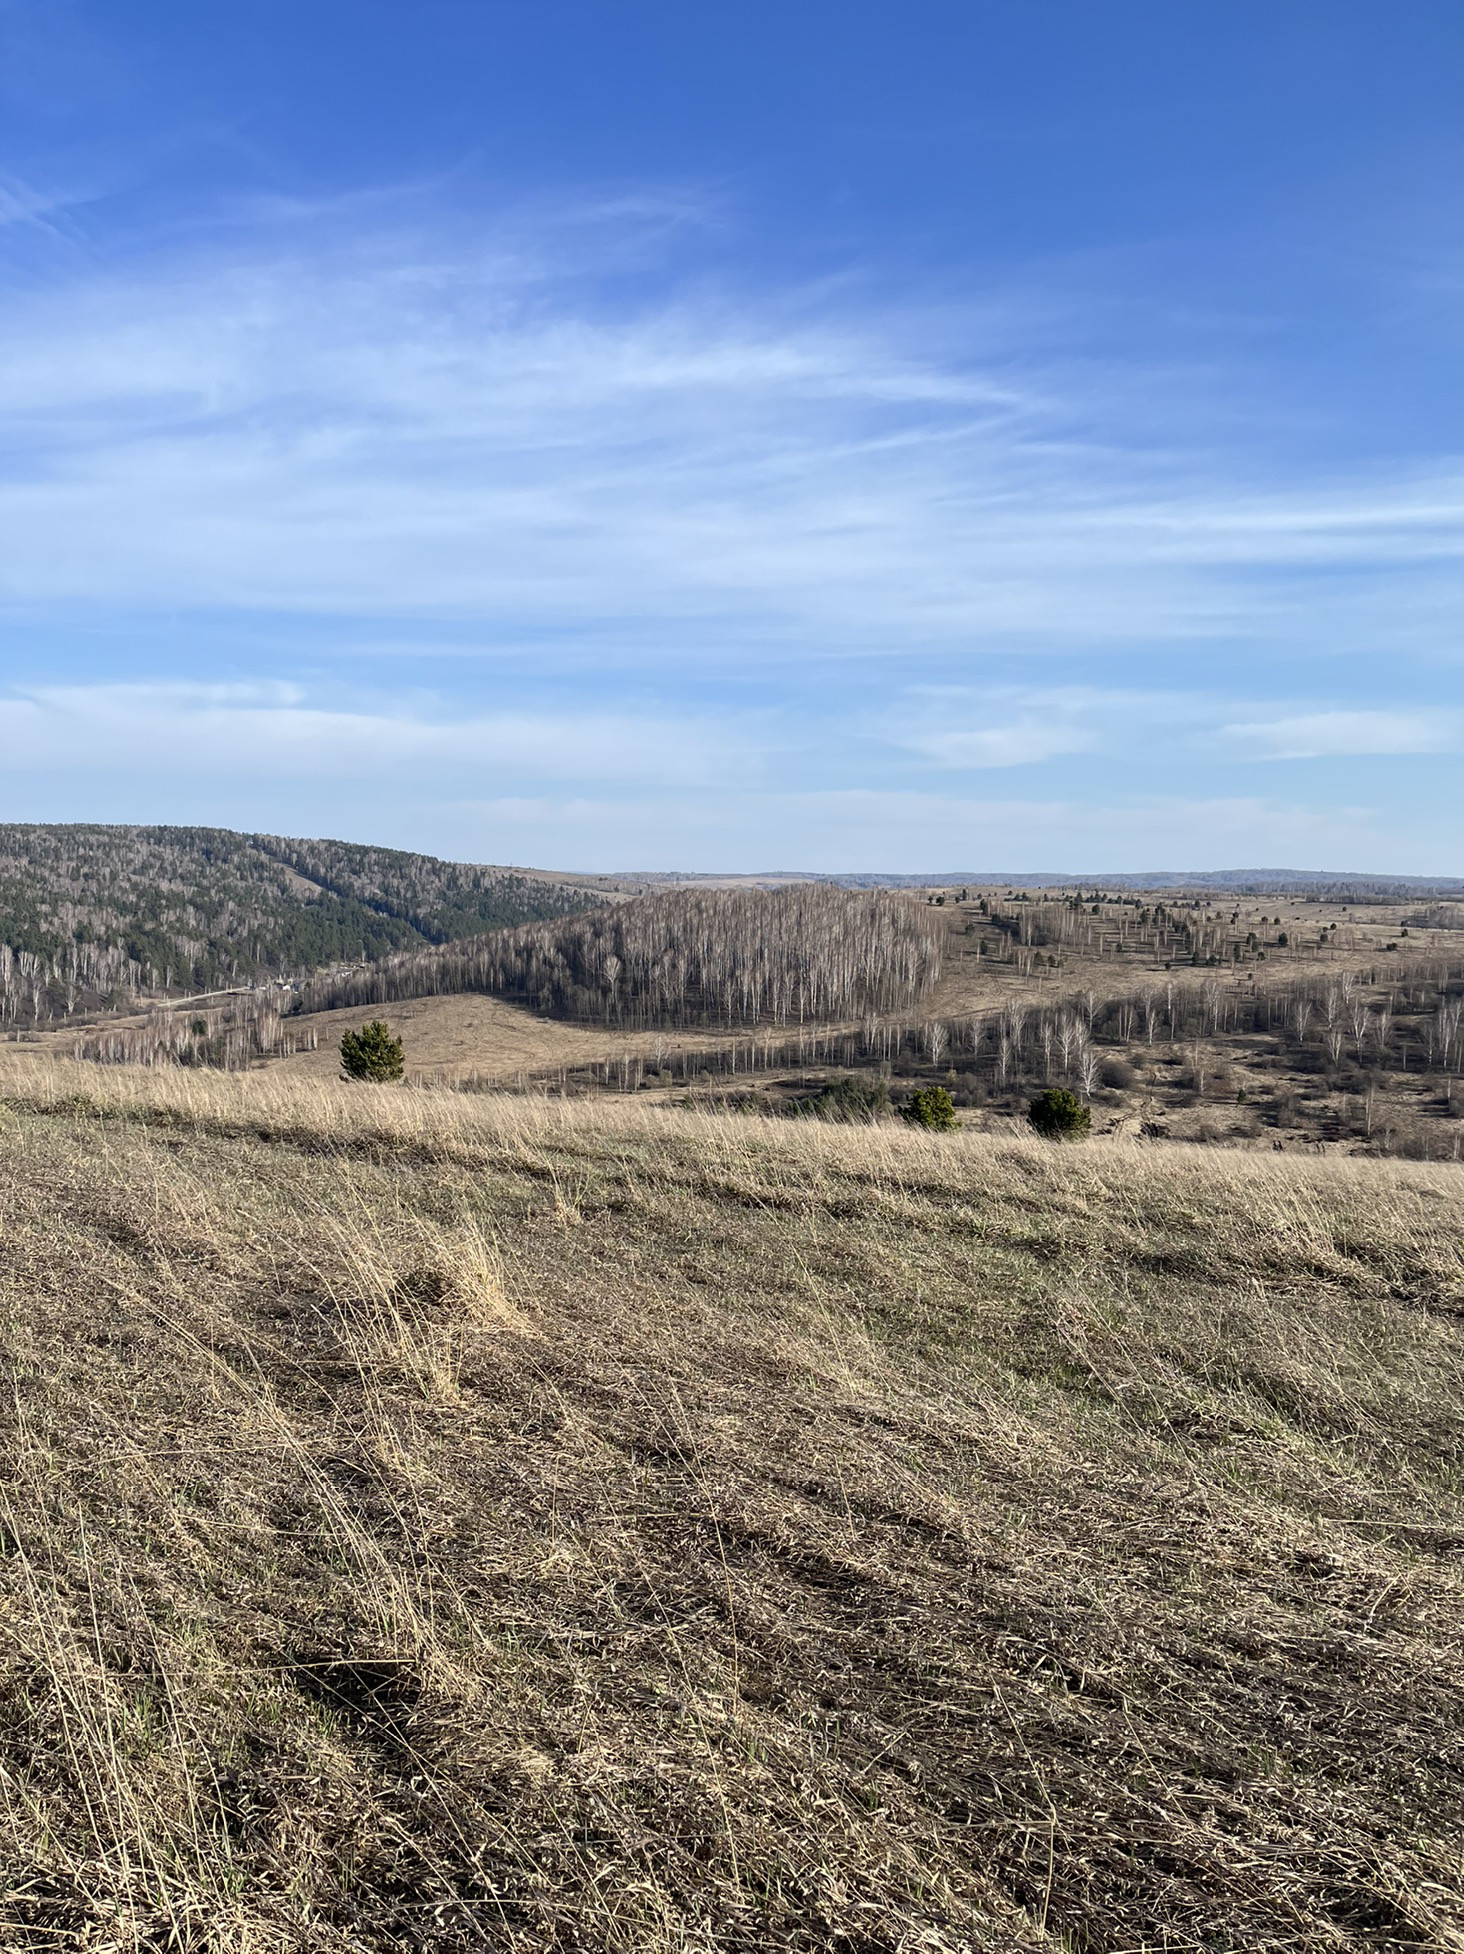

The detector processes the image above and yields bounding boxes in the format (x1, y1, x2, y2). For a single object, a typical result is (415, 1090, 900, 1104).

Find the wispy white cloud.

(904, 719, 1093, 768)
(412, 785, 1391, 875)
(0, 169, 82, 238)
(0, 681, 745, 786)
(882, 685, 1464, 773)
(882, 683, 1219, 769)
(754, 788, 1388, 873)
(0, 190, 1460, 868)
(0, 677, 1425, 869)
(1221, 709, 1463, 759)
(0, 199, 1462, 661)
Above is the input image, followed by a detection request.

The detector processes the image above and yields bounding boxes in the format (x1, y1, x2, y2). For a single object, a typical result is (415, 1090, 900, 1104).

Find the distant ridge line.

(610, 868, 1464, 894)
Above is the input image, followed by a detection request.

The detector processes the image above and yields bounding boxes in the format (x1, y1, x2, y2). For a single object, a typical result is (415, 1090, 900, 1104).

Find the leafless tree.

(1055, 1012, 1082, 1073)
(1076, 1040, 1100, 1097)
(1189, 1041, 1207, 1096)
(292, 885, 942, 1030)
(1349, 999, 1370, 1053)
(1001, 1000, 1028, 1052)
(1372, 995, 1394, 1055)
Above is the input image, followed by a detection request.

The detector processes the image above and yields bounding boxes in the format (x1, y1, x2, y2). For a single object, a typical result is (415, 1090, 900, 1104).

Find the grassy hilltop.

(1, 1058, 1462, 1950)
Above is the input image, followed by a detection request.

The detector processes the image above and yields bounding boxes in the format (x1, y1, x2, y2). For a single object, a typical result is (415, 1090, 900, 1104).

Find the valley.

(41, 874, 1461, 1158)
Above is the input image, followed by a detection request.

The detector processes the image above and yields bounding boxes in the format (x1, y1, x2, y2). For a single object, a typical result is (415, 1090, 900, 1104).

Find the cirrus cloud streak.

(1, 201, 1463, 664)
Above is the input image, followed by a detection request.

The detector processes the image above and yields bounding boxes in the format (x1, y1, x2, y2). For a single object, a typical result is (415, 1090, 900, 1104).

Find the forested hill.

(0, 825, 600, 1025)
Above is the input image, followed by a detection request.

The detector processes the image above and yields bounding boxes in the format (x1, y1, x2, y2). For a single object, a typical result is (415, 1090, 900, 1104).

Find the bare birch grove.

(288, 886, 944, 1028)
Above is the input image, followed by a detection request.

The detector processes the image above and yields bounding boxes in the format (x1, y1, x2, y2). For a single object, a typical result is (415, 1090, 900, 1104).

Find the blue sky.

(2, 2, 1463, 872)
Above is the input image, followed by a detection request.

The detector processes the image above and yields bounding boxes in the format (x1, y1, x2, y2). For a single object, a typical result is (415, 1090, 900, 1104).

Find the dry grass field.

(258, 994, 744, 1089)
(1, 1057, 1462, 1951)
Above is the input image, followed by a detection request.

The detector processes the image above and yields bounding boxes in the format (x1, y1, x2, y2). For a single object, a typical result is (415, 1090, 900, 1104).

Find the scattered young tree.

(1028, 1088, 1091, 1140)
(340, 1019, 405, 1082)
(902, 1085, 957, 1130)
(1076, 1040, 1101, 1097)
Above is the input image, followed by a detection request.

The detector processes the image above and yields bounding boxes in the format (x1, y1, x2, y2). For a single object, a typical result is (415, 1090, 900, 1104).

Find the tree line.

(287, 885, 945, 1028)
(522, 958, 1464, 1106)
(958, 891, 1393, 973)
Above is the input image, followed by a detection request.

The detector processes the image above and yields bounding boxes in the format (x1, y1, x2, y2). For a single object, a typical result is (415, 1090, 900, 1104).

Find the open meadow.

(1, 1057, 1462, 1950)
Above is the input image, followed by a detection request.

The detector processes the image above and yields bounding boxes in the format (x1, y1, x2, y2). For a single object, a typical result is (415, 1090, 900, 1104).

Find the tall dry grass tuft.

(0, 1055, 1461, 1950)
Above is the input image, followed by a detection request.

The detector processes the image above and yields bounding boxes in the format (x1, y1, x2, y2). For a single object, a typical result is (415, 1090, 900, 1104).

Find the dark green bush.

(790, 1074, 891, 1121)
(1028, 1087, 1091, 1140)
(340, 1019, 405, 1083)
(902, 1085, 957, 1131)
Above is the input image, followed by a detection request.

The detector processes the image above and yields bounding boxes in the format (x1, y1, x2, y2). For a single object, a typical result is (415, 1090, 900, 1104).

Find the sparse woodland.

(288, 885, 945, 1027)
(59, 880, 1464, 1156)
(946, 888, 1415, 975)
(505, 956, 1464, 1155)
(1406, 901, 1464, 931)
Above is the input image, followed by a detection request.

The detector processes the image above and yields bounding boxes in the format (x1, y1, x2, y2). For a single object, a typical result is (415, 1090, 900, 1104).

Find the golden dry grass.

(254, 993, 744, 1086)
(28, 992, 748, 1089)
(1, 1058, 1462, 1951)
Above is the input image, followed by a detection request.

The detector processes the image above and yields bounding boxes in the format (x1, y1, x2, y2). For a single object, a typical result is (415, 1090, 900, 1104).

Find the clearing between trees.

(1, 1057, 1461, 1951)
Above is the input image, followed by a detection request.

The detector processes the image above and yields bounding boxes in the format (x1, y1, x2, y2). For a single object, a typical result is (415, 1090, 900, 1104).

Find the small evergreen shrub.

(790, 1074, 891, 1121)
(902, 1085, 957, 1130)
(1028, 1087, 1091, 1140)
(340, 1020, 405, 1083)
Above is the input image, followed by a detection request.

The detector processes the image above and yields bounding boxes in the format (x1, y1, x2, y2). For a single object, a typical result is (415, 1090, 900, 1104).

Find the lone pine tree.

(902, 1085, 957, 1131)
(1028, 1087, 1091, 1140)
(340, 1019, 405, 1083)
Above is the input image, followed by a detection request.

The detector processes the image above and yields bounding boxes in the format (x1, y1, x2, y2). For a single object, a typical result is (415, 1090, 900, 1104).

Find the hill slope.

(0, 825, 600, 1025)
(289, 884, 944, 1027)
(1, 1059, 1461, 1951)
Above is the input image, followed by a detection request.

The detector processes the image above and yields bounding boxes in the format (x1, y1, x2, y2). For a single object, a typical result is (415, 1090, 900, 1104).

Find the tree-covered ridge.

(251, 833, 590, 944)
(0, 825, 599, 1026)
